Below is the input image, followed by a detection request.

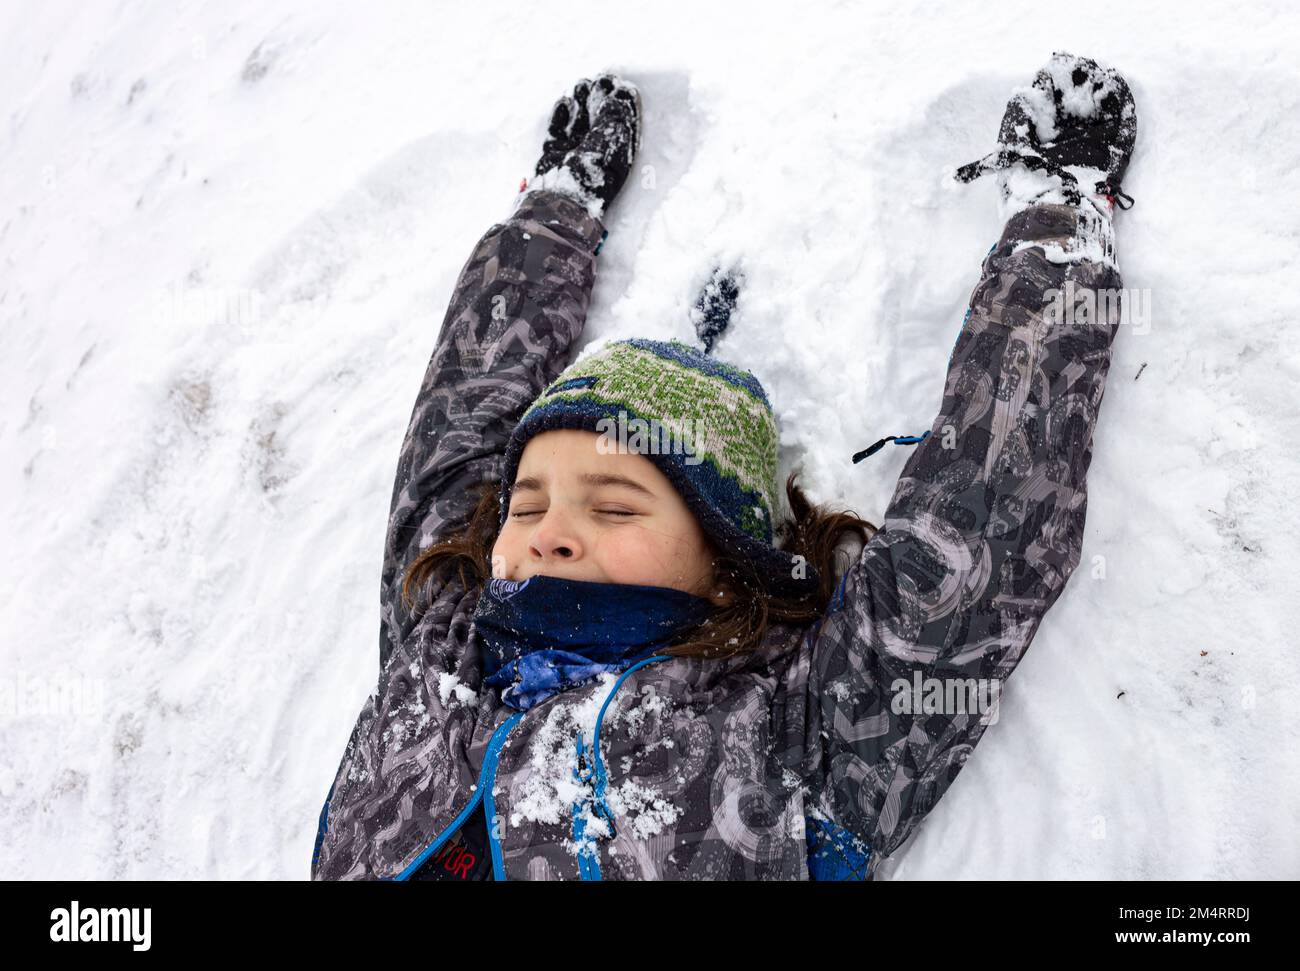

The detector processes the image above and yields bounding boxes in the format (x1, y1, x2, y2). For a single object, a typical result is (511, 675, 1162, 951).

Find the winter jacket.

(309, 188, 1123, 880)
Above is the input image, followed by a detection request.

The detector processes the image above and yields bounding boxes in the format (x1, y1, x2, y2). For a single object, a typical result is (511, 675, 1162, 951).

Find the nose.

(527, 506, 584, 565)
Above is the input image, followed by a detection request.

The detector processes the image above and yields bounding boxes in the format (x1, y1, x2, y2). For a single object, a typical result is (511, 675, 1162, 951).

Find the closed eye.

(508, 507, 640, 519)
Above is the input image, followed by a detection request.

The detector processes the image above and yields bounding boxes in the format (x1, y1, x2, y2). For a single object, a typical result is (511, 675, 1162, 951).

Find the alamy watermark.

(890, 671, 1003, 724)
(153, 283, 262, 338)
(595, 409, 705, 466)
(0, 672, 105, 718)
(50, 901, 150, 950)
(1043, 280, 1151, 335)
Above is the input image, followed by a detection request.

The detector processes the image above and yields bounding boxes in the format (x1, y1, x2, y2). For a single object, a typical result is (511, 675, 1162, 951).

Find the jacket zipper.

(574, 654, 674, 881)
(572, 735, 599, 879)
(391, 710, 524, 881)
(483, 711, 522, 880)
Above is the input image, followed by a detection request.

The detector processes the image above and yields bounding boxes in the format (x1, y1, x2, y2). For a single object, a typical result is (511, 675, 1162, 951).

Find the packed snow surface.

(2, 1, 1298, 879)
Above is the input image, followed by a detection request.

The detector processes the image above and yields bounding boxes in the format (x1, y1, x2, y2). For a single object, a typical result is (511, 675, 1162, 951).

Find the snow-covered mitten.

(955, 52, 1137, 222)
(526, 73, 641, 217)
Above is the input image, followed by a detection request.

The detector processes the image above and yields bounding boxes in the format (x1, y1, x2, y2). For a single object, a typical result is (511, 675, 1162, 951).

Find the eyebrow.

(512, 472, 657, 499)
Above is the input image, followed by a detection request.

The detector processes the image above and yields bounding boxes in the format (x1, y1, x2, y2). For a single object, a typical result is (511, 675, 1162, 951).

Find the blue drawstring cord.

(852, 429, 930, 463)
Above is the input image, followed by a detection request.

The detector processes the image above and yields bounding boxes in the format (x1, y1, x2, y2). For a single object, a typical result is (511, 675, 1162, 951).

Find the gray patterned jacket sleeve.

(805, 203, 1125, 865)
(379, 190, 606, 669)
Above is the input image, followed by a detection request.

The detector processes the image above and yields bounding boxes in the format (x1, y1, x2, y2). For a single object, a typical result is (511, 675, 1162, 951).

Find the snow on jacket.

(309, 189, 1123, 880)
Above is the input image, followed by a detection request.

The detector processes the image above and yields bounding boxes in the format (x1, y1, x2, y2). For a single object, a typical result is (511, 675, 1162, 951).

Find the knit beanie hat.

(497, 338, 821, 597)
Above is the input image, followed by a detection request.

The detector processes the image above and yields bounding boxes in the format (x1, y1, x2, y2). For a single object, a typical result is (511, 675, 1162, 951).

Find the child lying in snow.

(311, 55, 1137, 881)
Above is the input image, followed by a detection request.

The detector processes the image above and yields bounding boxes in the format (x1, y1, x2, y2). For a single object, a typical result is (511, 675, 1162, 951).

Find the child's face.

(492, 429, 728, 601)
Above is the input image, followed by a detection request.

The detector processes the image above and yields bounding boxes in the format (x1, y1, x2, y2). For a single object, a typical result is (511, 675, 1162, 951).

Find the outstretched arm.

(805, 200, 1125, 870)
(312, 189, 602, 879)
(379, 190, 605, 660)
(374, 73, 640, 673)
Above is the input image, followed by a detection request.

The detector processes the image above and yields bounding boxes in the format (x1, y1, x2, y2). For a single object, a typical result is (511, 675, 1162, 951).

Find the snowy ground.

(3, 0, 1298, 880)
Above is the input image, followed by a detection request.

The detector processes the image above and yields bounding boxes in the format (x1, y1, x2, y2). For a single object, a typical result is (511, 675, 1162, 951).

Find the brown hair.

(400, 471, 877, 661)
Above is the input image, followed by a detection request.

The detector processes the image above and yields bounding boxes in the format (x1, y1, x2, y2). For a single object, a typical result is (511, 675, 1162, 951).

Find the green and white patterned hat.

(498, 338, 820, 596)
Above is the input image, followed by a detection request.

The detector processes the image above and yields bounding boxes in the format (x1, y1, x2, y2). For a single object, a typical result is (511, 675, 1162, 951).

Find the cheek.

(593, 523, 704, 582)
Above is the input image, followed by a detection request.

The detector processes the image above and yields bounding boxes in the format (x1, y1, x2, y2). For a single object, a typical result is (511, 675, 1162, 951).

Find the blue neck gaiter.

(472, 574, 718, 711)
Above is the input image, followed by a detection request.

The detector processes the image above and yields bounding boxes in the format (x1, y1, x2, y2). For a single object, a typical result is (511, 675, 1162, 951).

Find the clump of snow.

(1011, 78, 1059, 143)
(510, 673, 684, 854)
(345, 758, 370, 785)
(525, 167, 605, 219)
(509, 675, 613, 830)
(383, 691, 432, 748)
(997, 162, 1112, 225)
(598, 679, 683, 838)
(604, 778, 683, 838)
(606, 683, 667, 736)
(1044, 52, 1119, 119)
(826, 680, 853, 703)
(436, 672, 477, 707)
